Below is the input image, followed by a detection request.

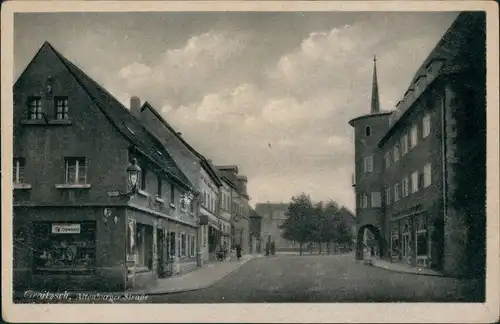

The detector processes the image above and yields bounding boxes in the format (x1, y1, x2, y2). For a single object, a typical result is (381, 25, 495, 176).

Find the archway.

(355, 224, 384, 260)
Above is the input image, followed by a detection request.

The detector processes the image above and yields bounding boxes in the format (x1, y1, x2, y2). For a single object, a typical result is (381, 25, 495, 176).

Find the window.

(393, 145, 400, 162)
(422, 114, 431, 138)
(402, 176, 409, 197)
(180, 196, 187, 210)
(190, 201, 194, 213)
(157, 176, 162, 197)
(416, 218, 428, 258)
(13, 157, 25, 183)
(365, 126, 371, 137)
(168, 231, 176, 258)
(410, 125, 418, 148)
(384, 152, 391, 169)
(65, 158, 87, 184)
(401, 134, 409, 155)
(170, 183, 175, 203)
(360, 193, 368, 208)
(55, 97, 69, 120)
(363, 156, 373, 173)
(28, 97, 43, 120)
(423, 163, 432, 188)
(394, 183, 401, 202)
(385, 187, 392, 206)
(33, 221, 96, 272)
(371, 191, 381, 208)
(411, 171, 419, 193)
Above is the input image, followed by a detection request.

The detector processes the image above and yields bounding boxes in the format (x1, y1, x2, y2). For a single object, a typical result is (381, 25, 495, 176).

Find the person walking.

(236, 244, 242, 261)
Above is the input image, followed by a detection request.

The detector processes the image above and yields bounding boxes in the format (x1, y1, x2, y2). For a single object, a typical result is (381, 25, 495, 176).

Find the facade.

(349, 12, 486, 278)
(255, 202, 301, 251)
(13, 42, 199, 293)
(134, 101, 222, 264)
(216, 166, 251, 254)
(217, 171, 233, 252)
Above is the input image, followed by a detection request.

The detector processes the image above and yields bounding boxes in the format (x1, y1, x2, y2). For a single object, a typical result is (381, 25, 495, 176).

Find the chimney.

(130, 96, 141, 118)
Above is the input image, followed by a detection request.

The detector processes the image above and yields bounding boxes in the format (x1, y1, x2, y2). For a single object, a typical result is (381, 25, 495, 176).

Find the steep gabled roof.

(140, 101, 222, 188)
(24, 42, 194, 192)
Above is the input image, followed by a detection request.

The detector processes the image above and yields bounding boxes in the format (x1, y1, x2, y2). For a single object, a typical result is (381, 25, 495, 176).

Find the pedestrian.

(236, 244, 242, 261)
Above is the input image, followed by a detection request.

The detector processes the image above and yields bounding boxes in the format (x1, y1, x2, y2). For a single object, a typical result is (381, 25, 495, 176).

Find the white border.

(2, 1, 499, 323)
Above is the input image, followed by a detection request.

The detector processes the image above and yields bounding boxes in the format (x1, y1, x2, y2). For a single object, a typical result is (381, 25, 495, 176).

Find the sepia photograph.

(1, 1, 499, 323)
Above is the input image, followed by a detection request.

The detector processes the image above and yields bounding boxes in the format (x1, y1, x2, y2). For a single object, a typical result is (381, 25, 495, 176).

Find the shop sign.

(52, 223, 81, 234)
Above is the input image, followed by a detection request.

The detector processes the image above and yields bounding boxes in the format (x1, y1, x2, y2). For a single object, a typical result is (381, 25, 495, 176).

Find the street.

(151, 253, 483, 303)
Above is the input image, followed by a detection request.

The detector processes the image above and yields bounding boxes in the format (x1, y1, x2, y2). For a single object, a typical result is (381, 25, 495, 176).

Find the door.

(156, 229, 164, 277)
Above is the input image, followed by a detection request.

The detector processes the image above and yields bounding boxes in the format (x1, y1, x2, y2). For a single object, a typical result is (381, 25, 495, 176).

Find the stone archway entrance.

(355, 225, 384, 260)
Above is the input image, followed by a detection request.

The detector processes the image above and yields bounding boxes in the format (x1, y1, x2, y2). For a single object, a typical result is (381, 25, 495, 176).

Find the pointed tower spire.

(371, 55, 380, 113)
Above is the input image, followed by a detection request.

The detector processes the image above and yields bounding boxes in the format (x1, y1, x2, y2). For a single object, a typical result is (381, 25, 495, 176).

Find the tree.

(335, 221, 353, 252)
(322, 201, 342, 254)
(279, 193, 314, 255)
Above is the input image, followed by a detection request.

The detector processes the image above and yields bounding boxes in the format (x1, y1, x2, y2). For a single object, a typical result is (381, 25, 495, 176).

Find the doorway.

(156, 229, 164, 277)
(402, 224, 411, 264)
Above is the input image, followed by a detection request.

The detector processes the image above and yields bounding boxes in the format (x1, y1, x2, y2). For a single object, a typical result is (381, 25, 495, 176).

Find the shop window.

(181, 233, 186, 257)
(28, 97, 43, 120)
(65, 157, 87, 184)
(135, 224, 153, 269)
(13, 157, 26, 184)
(55, 97, 69, 120)
(167, 231, 176, 258)
(416, 221, 428, 257)
(390, 229, 400, 257)
(33, 221, 96, 273)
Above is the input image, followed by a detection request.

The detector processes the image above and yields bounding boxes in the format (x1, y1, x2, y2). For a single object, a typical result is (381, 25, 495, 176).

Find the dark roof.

(249, 207, 262, 218)
(32, 42, 195, 191)
(377, 12, 485, 147)
(348, 111, 392, 127)
(140, 101, 222, 188)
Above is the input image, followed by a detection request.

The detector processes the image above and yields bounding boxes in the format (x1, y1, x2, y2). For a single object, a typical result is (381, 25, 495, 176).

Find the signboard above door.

(52, 223, 81, 234)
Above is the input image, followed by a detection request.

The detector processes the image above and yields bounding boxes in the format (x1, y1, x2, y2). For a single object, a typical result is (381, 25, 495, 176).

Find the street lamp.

(107, 158, 142, 199)
(127, 158, 142, 194)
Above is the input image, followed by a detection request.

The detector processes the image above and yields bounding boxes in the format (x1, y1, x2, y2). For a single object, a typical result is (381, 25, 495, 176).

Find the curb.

(366, 261, 445, 277)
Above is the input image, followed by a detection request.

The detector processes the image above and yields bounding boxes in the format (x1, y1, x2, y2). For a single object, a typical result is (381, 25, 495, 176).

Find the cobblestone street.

(151, 253, 483, 303)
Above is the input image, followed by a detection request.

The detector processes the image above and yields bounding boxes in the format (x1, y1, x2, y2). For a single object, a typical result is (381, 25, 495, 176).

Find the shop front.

(13, 206, 127, 293)
(389, 211, 431, 268)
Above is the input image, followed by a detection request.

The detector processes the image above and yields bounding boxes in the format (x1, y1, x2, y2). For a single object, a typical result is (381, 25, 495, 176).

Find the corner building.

(349, 12, 486, 278)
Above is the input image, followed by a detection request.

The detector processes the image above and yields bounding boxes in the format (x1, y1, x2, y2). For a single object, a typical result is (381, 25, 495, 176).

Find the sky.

(14, 11, 459, 210)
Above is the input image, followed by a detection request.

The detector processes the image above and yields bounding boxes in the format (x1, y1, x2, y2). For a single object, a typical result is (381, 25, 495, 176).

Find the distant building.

(249, 207, 263, 253)
(255, 202, 300, 251)
(349, 12, 486, 278)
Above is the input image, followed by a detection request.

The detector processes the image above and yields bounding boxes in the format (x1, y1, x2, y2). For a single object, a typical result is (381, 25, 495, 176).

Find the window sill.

(155, 196, 165, 204)
(169, 203, 176, 209)
(137, 189, 149, 197)
(14, 183, 32, 190)
(55, 184, 91, 189)
(49, 120, 72, 125)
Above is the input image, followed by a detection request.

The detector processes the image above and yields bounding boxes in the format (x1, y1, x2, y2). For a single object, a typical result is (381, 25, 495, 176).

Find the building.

(249, 207, 263, 254)
(348, 12, 486, 278)
(132, 100, 222, 264)
(255, 202, 300, 251)
(216, 167, 234, 254)
(12, 42, 200, 293)
(216, 166, 251, 254)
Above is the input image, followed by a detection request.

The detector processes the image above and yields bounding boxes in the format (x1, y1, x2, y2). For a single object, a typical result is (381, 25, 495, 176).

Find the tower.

(348, 56, 392, 260)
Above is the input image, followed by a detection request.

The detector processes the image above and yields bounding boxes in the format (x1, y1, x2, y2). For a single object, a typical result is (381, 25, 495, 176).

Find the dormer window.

(365, 126, 371, 137)
(55, 97, 69, 120)
(28, 97, 43, 120)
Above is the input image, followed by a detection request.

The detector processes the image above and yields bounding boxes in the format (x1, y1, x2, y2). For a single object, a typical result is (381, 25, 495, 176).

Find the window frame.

(371, 191, 381, 208)
(401, 134, 409, 155)
(384, 152, 391, 169)
(422, 114, 431, 138)
(65, 157, 87, 185)
(423, 163, 432, 188)
(393, 144, 400, 163)
(410, 125, 418, 148)
(365, 126, 371, 137)
(55, 96, 69, 120)
(394, 182, 401, 202)
(13, 157, 26, 184)
(402, 176, 409, 197)
(364, 156, 373, 173)
(28, 97, 43, 120)
(385, 187, 392, 206)
(411, 171, 419, 193)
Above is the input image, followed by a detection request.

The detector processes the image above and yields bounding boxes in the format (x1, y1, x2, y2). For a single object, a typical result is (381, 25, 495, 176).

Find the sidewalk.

(131, 253, 263, 295)
(365, 258, 444, 277)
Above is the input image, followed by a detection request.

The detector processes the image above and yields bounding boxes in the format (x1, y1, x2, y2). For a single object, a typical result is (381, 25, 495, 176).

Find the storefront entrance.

(402, 224, 411, 265)
(156, 229, 165, 277)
